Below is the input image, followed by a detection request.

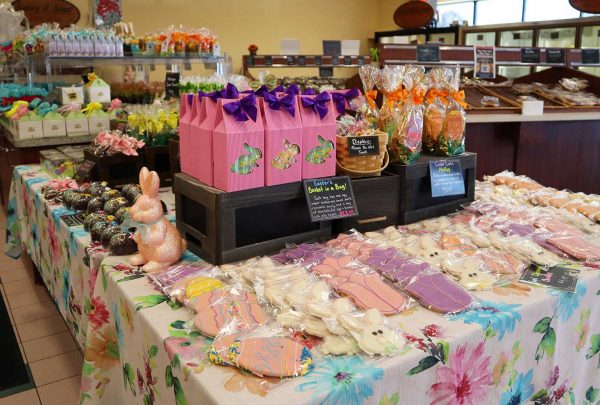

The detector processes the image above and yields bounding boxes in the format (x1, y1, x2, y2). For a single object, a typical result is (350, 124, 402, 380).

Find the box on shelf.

(385, 152, 476, 224)
(181, 94, 204, 182)
(184, 96, 218, 186)
(83, 148, 145, 186)
(41, 112, 67, 138)
(144, 145, 171, 188)
(58, 86, 84, 105)
(84, 80, 111, 103)
(57, 145, 85, 165)
(39, 149, 75, 179)
(213, 98, 265, 192)
(260, 97, 303, 186)
(341, 39, 360, 56)
(87, 110, 110, 135)
(333, 173, 400, 233)
(299, 94, 337, 179)
(65, 111, 90, 136)
(169, 138, 180, 192)
(10, 113, 43, 140)
(174, 173, 332, 264)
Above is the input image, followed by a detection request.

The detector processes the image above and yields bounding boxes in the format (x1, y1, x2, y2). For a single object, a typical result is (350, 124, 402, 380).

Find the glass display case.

(465, 31, 495, 46)
(375, 27, 460, 46)
(580, 25, 600, 76)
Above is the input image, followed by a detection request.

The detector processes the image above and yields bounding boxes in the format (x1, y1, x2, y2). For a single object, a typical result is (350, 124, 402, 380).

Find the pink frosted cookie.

(209, 334, 241, 366)
(194, 289, 267, 338)
(230, 336, 313, 378)
(337, 272, 407, 315)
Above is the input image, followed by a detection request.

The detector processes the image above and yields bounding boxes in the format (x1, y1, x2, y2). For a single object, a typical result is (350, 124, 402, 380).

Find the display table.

(6, 165, 600, 404)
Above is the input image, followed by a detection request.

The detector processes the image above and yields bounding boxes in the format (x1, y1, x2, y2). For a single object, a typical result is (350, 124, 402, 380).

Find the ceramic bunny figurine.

(129, 167, 186, 272)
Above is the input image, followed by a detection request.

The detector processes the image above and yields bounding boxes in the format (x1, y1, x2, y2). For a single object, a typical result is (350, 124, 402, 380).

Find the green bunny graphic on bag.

(272, 139, 300, 170)
(231, 143, 263, 175)
(305, 135, 334, 164)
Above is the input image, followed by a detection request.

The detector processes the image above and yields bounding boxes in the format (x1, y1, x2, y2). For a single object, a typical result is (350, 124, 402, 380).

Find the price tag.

(581, 49, 600, 64)
(315, 56, 322, 66)
(416, 45, 440, 62)
(332, 56, 339, 65)
(520, 48, 541, 64)
(474, 45, 496, 79)
(358, 56, 364, 66)
(287, 55, 295, 65)
(519, 264, 580, 292)
(60, 213, 86, 227)
(347, 136, 380, 156)
(545, 48, 565, 64)
(344, 56, 352, 65)
(264, 55, 273, 66)
(165, 72, 180, 99)
(298, 55, 306, 66)
(303, 176, 359, 222)
(76, 160, 96, 180)
(319, 67, 333, 78)
(429, 159, 465, 197)
(248, 55, 254, 66)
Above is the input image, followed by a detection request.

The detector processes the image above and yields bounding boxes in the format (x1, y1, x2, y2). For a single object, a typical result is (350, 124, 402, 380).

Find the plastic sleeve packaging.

(375, 65, 404, 143)
(423, 67, 452, 153)
(147, 261, 216, 301)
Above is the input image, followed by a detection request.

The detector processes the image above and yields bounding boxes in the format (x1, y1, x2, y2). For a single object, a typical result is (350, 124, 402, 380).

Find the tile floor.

(0, 209, 83, 405)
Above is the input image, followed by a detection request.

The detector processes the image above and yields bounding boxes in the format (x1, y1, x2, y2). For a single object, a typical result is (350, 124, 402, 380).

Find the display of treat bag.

(438, 66, 466, 156)
(83, 73, 111, 103)
(182, 92, 207, 181)
(375, 65, 403, 143)
(390, 65, 426, 165)
(423, 67, 452, 153)
(213, 93, 265, 192)
(260, 91, 302, 186)
(298, 92, 336, 179)
(358, 65, 379, 125)
(178, 92, 196, 146)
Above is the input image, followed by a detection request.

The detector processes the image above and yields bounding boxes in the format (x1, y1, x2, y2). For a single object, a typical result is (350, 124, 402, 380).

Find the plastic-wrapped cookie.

(108, 232, 138, 255)
(101, 225, 122, 248)
(72, 193, 92, 211)
(103, 197, 129, 215)
(87, 197, 105, 214)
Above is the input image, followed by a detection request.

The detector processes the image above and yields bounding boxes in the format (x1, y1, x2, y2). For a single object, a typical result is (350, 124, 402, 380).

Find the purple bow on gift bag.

(198, 90, 208, 98)
(331, 88, 359, 114)
(222, 83, 240, 99)
(302, 88, 316, 95)
(223, 93, 258, 122)
(255, 85, 271, 98)
(301, 91, 331, 119)
(264, 92, 296, 117)
(272, 85, 285, 93)
(286, 84, 300, 96)
(208, 90, 223, 102)
(187, 93, 195, 106)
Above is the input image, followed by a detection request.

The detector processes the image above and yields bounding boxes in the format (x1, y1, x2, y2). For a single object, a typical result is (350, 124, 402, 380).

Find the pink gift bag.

(213, 96, 265, 192)
(260, 94, 302, 186)
(329, 88, 362, 116)
(183, 96, 219, 186)
(180, 93, 201, 176)
(298, 93, 337, 179)
(178, 93, 196, 142)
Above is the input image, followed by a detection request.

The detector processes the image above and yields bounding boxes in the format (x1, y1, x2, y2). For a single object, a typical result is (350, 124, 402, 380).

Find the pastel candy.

(230, 337, 313, 378)
(209, 334, 240, 366)
(193, 289, 267, 338)
(185, 277, 225, 299)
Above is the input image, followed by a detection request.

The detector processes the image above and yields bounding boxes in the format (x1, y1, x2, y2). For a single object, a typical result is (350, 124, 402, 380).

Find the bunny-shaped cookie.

(129, 167, 186, 272)
(338, 309, 402, 356)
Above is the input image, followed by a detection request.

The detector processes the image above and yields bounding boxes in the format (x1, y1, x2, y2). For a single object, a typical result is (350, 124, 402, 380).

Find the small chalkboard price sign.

(416, 45, 440, 62)
(347, 136, 380, 156)
(165, 72, 180, 99)
(520, 48, 541, 64)
(429, 159, 465, 197)
(581, 49, 600, 64)
(303, 176, 359, 222)
(61, 213, 86, 227)
(76, 160, 96, 180)
(545, 48, 565, 64)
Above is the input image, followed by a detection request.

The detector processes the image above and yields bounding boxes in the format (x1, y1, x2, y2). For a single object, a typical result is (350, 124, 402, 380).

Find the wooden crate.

(174, 173, 332, 265)
(83, 148, 144, 186)
(333, 173, 400, 233)
(385, 152, 476, 224)
(144, 145, 171, 188)
(168, 138, 180, 192)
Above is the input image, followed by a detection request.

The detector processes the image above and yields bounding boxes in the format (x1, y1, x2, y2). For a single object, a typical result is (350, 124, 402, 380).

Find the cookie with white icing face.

(303, 316, 330, 338)
(338, 309, 403, 356)
(441, 257, 497, 291)
(506, 235, 560, 266)
(277, 310, 305, 329)
(404, 234, 446, 265)
(321, 334, 359, 355)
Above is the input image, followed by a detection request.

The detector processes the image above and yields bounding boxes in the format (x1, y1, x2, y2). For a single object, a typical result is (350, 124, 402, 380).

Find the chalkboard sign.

(248, 55, 255, 66)
(323, 40, 341, 57)
(298, 55, 306, 66)
(287, 55, 295, 65)
(347, 136, 380, 156)
(358, 56, 365, 66)
(520, 48, 541, 64)
(61, 212, 86, 227)
(416, 45, 440, 62)
(429, 159, 465, 197)
(332, 56, 340, 65)
(319, 67, 333, 78)
(315, 56, 322, 66)
(581, 49, 599, 64)
(344, 56, 352, 65)
(265, 55, 273, 66)
(519, 265, 580, 293)
(165, 72, 180, 99)
(545, 48, 565, 64)
(303, 176, 359, 222)
(76, 160, 96, 180)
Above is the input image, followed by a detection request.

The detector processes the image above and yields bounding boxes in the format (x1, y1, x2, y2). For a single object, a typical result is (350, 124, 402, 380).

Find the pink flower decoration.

(428, 341, 493, 405)
(90, 296, 110, 331)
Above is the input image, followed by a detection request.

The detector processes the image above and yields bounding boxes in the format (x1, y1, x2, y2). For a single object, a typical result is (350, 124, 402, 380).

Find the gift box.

(11, 113, 43, 140)
(179, 93, 198, 177)
(86, 108, 111, 135)
(65, 111, 90, 136)
(213, 97, 265, 192)
(260, 95, 302, 186)
(39, 149, 75, 178)
(184, 96, 218, 186)
(42, 111, 67, 138)
(298, 93, 337, 179)
(84, 75, 111, 103)
(58, 86, 84, 105)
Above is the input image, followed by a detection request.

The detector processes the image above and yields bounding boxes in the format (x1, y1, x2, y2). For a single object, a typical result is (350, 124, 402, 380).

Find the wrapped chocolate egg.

(62, 190, 78, 209)
(84, 213, 105, 231)
(72, 193, 93, 211)
(103, 197, 129, 215)
(91, 181, 109, 188)
(109, 232, 138, 255)
(124, 185, 142, 204)
(101, 189, 121, 203)
(114, 207, 129, 224)
(78, 184, 92, 194)
(120, 184, 137, 195)
(87, 197, 104, 214)
(101, 225, 122, 248)
(90, 220, 109, 242)
(43, 189, 59, 201)
(89, 185, 109, 197)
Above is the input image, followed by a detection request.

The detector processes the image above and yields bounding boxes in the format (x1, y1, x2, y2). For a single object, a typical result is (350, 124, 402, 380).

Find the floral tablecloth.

(6, 165, 600, 405)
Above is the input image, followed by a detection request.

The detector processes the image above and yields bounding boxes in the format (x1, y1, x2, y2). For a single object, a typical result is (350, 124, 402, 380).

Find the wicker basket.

(336, 131, 389, 178)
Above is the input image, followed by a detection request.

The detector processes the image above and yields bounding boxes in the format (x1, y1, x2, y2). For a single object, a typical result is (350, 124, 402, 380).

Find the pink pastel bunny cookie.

(129, 168, 186, 272)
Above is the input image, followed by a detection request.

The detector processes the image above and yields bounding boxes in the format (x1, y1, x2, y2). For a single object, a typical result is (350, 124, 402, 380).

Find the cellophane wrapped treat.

(358, 65, 380, 125)
(438, 66, 466, 156)
(390, 65, 426, 164)
(423, 67, 452, 153)
(375, 65, 403, 144)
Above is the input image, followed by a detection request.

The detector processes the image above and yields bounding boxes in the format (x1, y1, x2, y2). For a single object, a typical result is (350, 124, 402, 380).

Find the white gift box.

(58, 86, 84, 105)
(65, 117, 89, 137)
(84, 85, 111, 103)
(42, 118, 67, 138)
(88, 116, 110, 134)
(12, 119, 43, 140)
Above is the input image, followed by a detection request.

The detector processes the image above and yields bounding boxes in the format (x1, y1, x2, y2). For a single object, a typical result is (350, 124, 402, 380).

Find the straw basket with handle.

(336, 130, 389, 178)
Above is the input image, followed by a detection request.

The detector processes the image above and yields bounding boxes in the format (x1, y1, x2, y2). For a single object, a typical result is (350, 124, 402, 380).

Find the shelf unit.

(374, 26, 460, 46)
(242, 54, 371, 76)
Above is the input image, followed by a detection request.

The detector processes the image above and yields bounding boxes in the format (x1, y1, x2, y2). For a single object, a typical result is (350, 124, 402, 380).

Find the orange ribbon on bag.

(411, 88, 425, 105)
(426, 89, 450, 105)
(365, 89, 378, 110)
(451, 90, 468, 108)
(385, 88, 407, 108)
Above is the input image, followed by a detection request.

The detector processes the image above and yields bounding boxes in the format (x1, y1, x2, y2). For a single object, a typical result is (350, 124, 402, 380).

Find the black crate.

(385, 152, 476, 224)
(333, 173, 400, 233)
(144, 145, 171, 188)
(174, 173, 332, 265)
(168, 138, 180, 193)
(83, 148, 145, 186)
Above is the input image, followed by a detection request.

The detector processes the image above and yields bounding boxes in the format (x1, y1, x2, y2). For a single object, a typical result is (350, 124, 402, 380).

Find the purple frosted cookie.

(405, 272, 473, 313)
(272, 243, 327, 265)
